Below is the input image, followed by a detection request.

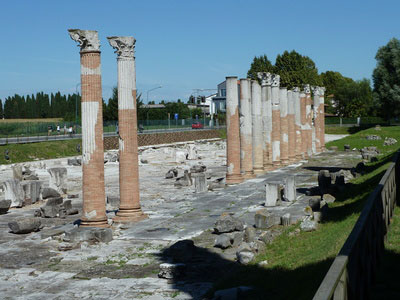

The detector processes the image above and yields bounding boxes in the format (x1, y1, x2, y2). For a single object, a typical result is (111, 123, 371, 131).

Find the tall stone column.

(258, 72, 273, 171)
(293, 87, 302, 160)
(300, 88, 308, 158)
(271, 75, 281, 166)
(304, 84, 313, 157)
(319, 87, 326, 150)
(279, 87, 289, 165)
(226, 77, 242, 184)
(312, 86, 321, 153)
(107, 36, 146, 222)
(287, 90, 296, 162)
(251, 80, 264, 174)
(68, 29, 108, 227)
(239, 78, 254, 178)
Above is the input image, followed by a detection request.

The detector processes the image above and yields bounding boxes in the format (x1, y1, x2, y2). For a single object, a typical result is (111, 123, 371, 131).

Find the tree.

(247, 55, 274, 81)
(373, 38, 400, 119)
(274, 50, 322, 89)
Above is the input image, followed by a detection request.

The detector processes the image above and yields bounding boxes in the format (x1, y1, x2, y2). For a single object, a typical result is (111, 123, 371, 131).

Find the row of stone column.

(226, 73, 325, 184)
(68, 29, 145, 227)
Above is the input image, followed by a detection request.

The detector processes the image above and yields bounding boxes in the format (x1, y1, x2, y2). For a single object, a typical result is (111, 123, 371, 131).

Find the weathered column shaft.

(108, 36, 145, 222)
(239, 78, 254, 178)
(68, 29, 108, 227)
(251, 80, 264, 174)
(226, 76, 242, 184)
(319, 87, 326, 150)
(271, 75, 281, 166)
(293, 87, 302, 160)
(287, 90, 296, 162)
(279, 87, 289, 165)
(305, 85, 313, 157)
(258, 72, 273, 171)
(300, 90, 308, 158)
(312, 86, 321, 153)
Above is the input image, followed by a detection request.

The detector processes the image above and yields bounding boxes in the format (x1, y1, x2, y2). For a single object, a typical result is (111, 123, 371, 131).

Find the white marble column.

(319, 87, 326, 150)
(293, 87, 302, 160)
(312, 86, 320, 153)
(271, 75, 281, 166)
(279, 87, 289, 165)
(251, 80, 264, 174)
(239, 78, 254, 178)
(287, 89, 296, 162)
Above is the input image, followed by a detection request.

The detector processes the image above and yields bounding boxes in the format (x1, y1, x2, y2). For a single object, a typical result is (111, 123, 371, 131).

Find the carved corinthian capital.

(68, 29, 100, 52)
(318, 87, 326, 96)
(303, 84, 311, 94)
(107, 36, 136, 59)
(257, 72, 272, 86)
(271, 74, 280, 87)
(311, 86, 320, 96)
(293, 87, 300, 92)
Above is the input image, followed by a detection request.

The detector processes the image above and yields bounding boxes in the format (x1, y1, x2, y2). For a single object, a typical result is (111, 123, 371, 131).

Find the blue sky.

(1, 0, 399, 103)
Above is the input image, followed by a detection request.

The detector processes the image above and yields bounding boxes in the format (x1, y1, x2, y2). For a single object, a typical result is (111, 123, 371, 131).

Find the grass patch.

(371, 205, 400, 298)
(207, 127, 400, 299)
(0, 139, 82, 164)
(326, 126, 400, 155)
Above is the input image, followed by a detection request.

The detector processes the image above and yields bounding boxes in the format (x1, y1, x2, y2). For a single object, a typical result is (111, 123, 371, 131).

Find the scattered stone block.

(8, 218, 41, 234)
(67, 158, 81, 166)
(214, 234, 231, 249)
(41, 205, 60, 218)
(259, 230, 274, 244)
(375, 125, 381, 131)
(318, 170, 331, 195)
(243, 227, 256, 243)
(284, 176, 296, 202)
(158, 263, 185, 279)
(384, 137, 397, 146)
(281, 213, 291, 226)
(193, 173, 207, 193)
(366, 135, 381, 140)
(62, 199, 72, 210)
(0, 200, 11, 214)
(214, 215, 244, 233)
(174, 170, 192, 187)
(313, 211, 322, 223)
(227, 231, 244, 247)
(63, 227, 113, 243)
(190, 164, 206, 173)
(186, 144, 198, 160)
(304, 206, 313, 216)
(344, 144, 350, 151)
(175, 151, 187, 163)
(300, 217, 317, 232)
(2, 179, 24, 207)
(41, 187, 61, 199)
(255, 209, 278, 229)
(323, 194, 336, 204)
(140, 158, 148, 164)
(236, 243, 254, 264)
(309, 197, 321, 211)
(46, 196, 64, 206)
(265, 182, 280, 207)
(48, 167, 68, 194)
(12, 165, 23, 181)
(208, 178, 226, 190)
(21, 180, 43, 205)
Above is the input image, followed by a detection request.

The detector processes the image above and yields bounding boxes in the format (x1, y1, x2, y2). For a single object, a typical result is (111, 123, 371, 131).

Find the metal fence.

(313, 151, 399, 299)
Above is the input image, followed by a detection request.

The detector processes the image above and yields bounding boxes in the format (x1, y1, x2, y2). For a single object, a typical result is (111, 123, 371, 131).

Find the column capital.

(293, 87, 300, 92)
(303, 84, 311, 94)
(318, 87, 326, 96)
(107, 36, 136, 59)
(311, 86, 320, 96)
(68, 29, 100, 52)
(257, 72, 272, 86)
(271, 74, 280, 87)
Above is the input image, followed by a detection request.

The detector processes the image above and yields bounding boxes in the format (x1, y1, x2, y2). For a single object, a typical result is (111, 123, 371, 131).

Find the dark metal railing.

(313, 151, 399, 300)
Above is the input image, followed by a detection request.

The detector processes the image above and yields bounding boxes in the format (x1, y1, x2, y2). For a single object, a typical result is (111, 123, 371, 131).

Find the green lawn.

(0, 139, 82, 164)
(207, 127, 400, 299)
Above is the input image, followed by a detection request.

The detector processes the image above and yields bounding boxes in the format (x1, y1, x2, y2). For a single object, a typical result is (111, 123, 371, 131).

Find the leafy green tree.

(274, 50, 322, 89)
(372, 38, 400, 119)
(247, 55, 274, 81)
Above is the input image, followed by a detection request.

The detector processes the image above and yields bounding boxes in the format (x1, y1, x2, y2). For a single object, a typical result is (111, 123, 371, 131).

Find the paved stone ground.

(0, 135, 359, 299)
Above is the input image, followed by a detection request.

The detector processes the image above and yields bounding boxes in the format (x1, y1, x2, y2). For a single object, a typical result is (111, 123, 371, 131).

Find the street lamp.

(146, 85, 162, 103)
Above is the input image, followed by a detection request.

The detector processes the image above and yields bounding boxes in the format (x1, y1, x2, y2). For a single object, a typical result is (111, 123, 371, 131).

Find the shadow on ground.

(157, 240, 334, 299)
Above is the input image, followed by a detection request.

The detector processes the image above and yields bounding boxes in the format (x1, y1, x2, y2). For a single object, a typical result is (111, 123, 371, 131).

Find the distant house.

(211, 81, 227, 114)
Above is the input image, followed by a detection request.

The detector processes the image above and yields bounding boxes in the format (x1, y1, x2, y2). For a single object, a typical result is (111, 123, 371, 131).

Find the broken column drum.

(287, 90, 296, 162)
(225, 76, 243, 184)
(108, 36, 146, 222)
(293, 87, 303, 160)
(319, 87, 326, 150)
(271, 74, 281, 166)
(239, 78, 254, 178)
(251, 80, 264, 174)
(258, 72, 273, 171)
(68, 29, 108, 227)
(279, 87, 289, 165)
